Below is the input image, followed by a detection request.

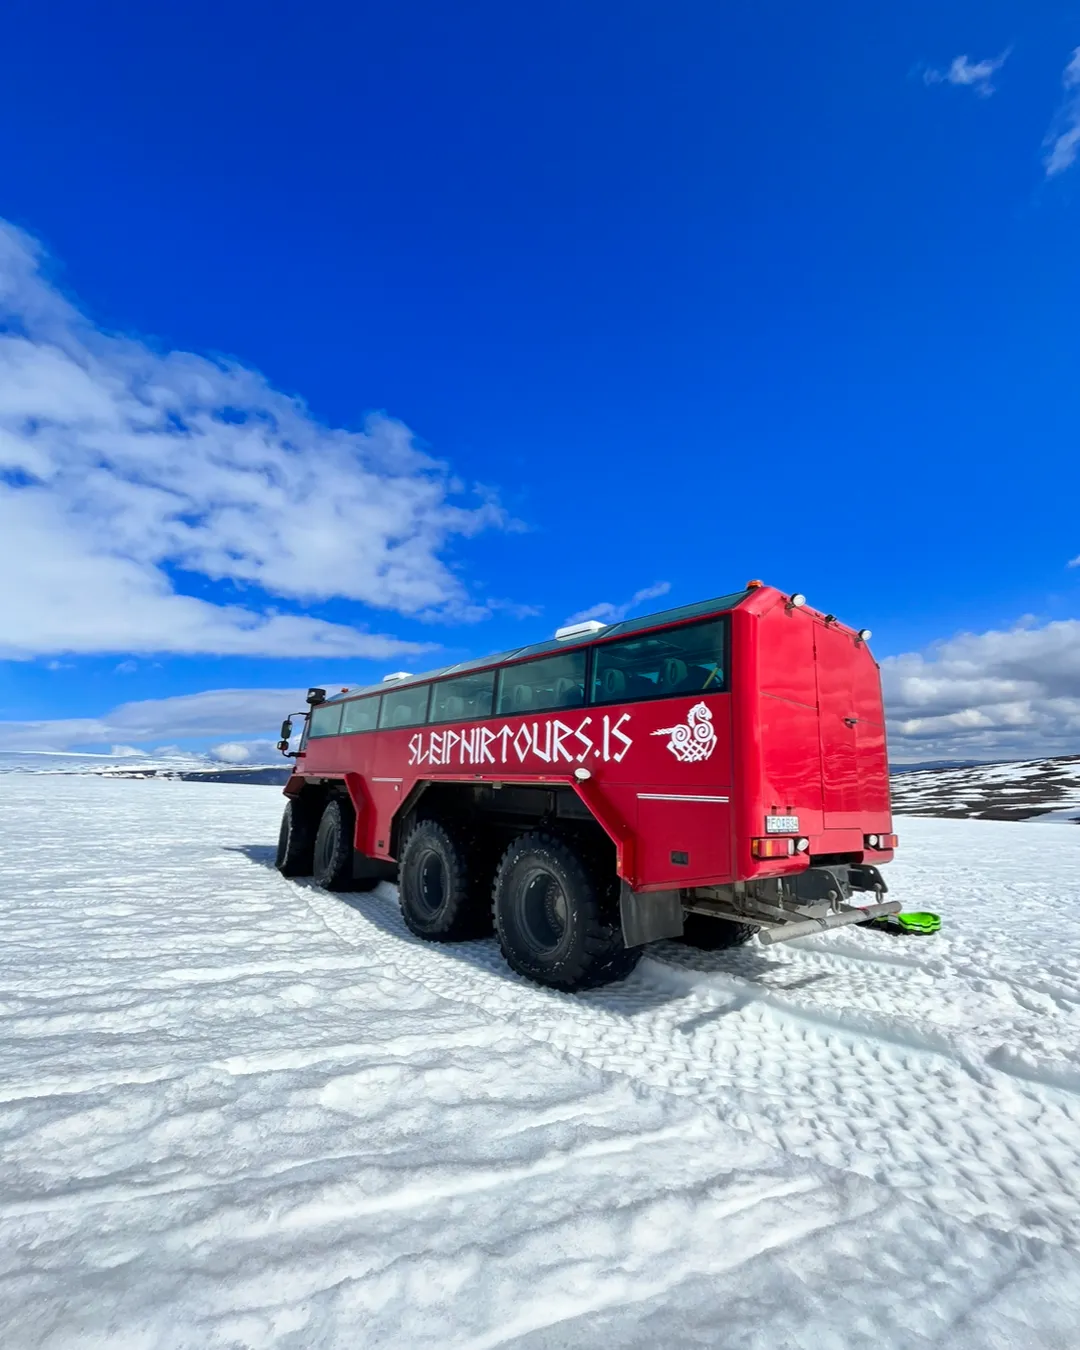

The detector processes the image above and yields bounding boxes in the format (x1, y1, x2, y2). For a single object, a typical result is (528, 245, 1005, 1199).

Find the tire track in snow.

(297, 879, 1080, 1250)
(657, 926, 1080, 1095)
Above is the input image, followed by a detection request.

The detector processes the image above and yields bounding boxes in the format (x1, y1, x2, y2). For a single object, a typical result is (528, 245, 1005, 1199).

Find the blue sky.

(1, 0, 1079, 762)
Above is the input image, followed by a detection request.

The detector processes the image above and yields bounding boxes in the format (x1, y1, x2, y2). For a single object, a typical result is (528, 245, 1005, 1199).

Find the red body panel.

(290, 585, 895, 890)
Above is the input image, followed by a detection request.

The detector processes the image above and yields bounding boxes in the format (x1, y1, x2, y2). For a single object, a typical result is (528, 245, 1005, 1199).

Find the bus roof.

(324, 587, 753, 703)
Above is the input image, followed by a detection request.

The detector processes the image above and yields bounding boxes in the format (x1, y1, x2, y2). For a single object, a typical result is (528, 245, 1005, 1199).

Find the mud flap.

(619, 883, 685, 948)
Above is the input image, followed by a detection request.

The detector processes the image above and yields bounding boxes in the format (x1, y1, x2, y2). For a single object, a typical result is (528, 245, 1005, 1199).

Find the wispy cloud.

(923, 50, 1010, 98)
(1068, 553, 1080, 568)
(0, 222, 513, 661)
(1044, 48, 1080, 176)
(564, 582, 671, 627)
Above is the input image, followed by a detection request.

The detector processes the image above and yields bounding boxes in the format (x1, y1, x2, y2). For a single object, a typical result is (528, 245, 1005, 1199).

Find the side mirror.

(280, 718, 293, 741)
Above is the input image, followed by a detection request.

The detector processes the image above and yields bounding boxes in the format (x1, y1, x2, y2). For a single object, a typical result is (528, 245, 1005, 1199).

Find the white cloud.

(923, 50, 1010, 98)
(0, 221, 510, 660)
(209, 741, 253, 764)
(883, 618, 1080, 761)
(213, 738, 282, 763)
(0, 687, 300, 752)
(1044, 48, 1080, 176)
(1069, 554, 1080, 568)
(564, 582, 671, 627)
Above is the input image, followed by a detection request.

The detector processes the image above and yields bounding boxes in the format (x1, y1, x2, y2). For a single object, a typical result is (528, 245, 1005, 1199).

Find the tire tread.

(492, 830, 640, 991)
(399, 818, 493, 941)
(275, 800, 316, 877)
(312, 797, 354, 891)
(678, 913, 759, 950)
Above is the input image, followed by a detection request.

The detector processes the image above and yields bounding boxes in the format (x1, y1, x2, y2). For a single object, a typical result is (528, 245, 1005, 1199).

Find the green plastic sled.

(868, 911, 942, 936)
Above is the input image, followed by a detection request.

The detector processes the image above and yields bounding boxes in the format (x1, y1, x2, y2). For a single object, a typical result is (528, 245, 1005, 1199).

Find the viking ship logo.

(652, 702, 718, 762)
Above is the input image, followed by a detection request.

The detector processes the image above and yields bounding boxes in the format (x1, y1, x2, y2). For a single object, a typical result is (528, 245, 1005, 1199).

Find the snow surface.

(3, 776, 1080, 1348)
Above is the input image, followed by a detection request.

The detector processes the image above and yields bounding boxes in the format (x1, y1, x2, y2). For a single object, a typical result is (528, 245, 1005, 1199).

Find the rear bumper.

(682, 861, 898, 946)
(755, 898, 901, 944)
(736, 828, 896, 883)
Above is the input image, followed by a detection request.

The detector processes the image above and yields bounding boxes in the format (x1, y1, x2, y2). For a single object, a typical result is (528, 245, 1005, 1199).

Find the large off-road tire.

(275, 800, 316, 877)
(312, 797, 355, 891)
(678, 913, 759, 950)
(398, 819, 492, 941)
(492, 831, 641, 992)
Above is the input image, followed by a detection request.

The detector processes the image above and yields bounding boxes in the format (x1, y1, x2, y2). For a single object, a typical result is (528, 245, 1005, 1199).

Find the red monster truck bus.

(275, 581, 900, 991)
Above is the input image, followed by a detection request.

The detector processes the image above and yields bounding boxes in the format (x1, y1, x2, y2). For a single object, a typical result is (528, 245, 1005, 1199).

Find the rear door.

(851, 650, 890, 815)
(814, 621, 890, 829)
(813, 621, 861, 830)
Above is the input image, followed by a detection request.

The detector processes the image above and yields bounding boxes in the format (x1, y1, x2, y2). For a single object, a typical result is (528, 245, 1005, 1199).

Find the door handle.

(843, 717, 858, 727)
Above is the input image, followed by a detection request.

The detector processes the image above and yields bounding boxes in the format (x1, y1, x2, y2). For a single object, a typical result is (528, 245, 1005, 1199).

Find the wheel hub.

(416, 850, 447, 916)
(520, 869, 568, 953)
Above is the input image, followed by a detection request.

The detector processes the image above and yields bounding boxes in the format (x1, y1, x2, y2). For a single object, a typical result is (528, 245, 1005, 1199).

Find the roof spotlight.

(857, 629, 872, 644)
(786, 592, 807, 612)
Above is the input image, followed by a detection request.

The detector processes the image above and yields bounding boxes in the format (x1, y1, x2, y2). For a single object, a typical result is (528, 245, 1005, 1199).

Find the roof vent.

(554, 620, 608, 642)
(382, 671, 413, 682)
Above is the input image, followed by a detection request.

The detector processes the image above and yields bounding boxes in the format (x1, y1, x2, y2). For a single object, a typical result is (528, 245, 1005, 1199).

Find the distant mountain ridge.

(0, 752, 289, 786)
(890, 760, 993, 775)
(889, 755, 1080, 823)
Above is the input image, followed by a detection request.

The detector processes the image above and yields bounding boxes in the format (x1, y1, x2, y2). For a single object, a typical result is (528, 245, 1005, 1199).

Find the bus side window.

(378, 685, 431, 729)
(496, 650, 588, 716)
(590, 617, 728, 705)
(429, 670, 496, 723)
(341, 697, 381, 734)
(308, 702, 344, 737)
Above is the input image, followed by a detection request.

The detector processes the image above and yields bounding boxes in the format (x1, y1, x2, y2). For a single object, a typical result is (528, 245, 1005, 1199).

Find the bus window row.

(307, 616, 728, 737)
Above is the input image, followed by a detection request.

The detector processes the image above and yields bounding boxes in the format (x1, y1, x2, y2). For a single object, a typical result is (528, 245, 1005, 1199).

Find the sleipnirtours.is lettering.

(407, 713, 632, 768)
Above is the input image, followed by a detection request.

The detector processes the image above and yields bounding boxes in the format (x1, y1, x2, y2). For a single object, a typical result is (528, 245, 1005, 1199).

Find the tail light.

(865, 833, 898, 851)
(752, 837, 795, 859)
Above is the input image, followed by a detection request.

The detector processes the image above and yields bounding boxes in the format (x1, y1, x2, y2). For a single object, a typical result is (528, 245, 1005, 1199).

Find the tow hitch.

(685, 864, 902, 946)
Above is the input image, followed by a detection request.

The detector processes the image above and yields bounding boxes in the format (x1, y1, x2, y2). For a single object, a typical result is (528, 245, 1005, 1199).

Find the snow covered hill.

(3, 777, 1080, 1347)
(891, 754, 1080, 823)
